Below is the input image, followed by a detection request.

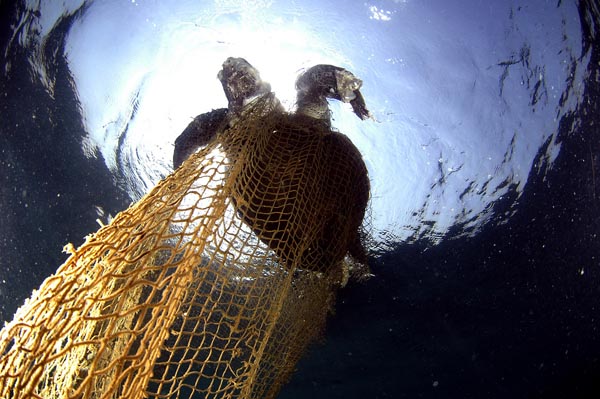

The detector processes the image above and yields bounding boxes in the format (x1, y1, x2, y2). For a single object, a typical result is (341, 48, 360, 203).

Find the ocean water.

(0, 0, 599, 397)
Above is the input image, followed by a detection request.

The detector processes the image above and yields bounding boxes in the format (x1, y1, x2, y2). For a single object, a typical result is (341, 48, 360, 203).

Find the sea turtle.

(173, 57, 276, 168)
(173, 57, 369, 167)
(173, 57, 371, 274)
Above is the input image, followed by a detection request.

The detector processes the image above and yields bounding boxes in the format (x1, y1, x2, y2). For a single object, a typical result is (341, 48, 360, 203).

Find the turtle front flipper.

(348, 87, 370, 120)
(295, 64, 371, 121)
(173, 108, 228, 169)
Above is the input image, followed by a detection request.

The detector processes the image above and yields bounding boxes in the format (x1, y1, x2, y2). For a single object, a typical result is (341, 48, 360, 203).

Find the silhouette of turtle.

(173, 57, 370, 274)
(174, 57, 369, 167)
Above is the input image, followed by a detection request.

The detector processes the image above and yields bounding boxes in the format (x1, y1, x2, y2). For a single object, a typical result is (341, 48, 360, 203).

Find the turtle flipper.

(295, 64, 370, 121)
(173, 108, 228, 169)
(349, 89, 370, 120)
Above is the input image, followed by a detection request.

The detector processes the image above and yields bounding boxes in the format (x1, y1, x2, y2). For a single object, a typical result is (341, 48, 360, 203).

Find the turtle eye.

(341, 90, 357, 102)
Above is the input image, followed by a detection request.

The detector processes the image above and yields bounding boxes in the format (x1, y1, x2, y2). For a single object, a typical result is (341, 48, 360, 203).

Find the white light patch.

(64, 1, 354, 200)
(368, 5, 393, 21)
(23, 0, 587, 243)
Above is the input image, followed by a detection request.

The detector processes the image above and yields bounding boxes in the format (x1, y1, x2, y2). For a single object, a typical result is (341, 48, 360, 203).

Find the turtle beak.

(333, 69, 370, 120)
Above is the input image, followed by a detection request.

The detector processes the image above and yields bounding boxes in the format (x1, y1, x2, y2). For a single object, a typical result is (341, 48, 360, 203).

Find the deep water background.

(1, 1, 600, 398)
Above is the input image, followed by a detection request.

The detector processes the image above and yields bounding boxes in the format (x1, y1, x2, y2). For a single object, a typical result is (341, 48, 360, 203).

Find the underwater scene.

(0, 0, 599, 398)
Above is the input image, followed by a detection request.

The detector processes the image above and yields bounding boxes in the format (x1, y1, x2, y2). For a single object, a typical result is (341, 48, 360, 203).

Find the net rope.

(0, 93, 370, 399)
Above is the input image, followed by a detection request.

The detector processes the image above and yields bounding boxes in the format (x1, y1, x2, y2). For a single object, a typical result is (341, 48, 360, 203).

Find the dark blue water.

(1, 1, 599, 398)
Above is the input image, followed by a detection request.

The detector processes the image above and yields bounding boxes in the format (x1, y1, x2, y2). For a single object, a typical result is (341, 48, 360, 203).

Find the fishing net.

(0, 93, 370, 399)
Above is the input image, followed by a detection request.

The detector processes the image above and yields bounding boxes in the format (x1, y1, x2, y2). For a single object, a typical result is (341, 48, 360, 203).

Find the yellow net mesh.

(0, 93, 369, 399)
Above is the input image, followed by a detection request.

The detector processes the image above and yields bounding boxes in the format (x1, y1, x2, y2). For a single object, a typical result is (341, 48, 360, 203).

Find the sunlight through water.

(15, 0, 588, 245)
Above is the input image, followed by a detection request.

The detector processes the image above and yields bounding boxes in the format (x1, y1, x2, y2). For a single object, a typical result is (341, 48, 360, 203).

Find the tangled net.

(0, 91, 369, 398)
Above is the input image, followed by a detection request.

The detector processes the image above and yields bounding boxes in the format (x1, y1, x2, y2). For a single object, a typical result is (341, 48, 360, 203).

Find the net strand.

(0, 93, 369, 399)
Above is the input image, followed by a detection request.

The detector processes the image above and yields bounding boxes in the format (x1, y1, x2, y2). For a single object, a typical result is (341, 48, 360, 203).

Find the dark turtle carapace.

(173, 57, 371, 274)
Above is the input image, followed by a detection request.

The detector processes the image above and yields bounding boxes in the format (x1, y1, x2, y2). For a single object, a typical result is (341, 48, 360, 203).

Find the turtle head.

(295, 65, 370, 120)
(218, 57, 271, 112)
